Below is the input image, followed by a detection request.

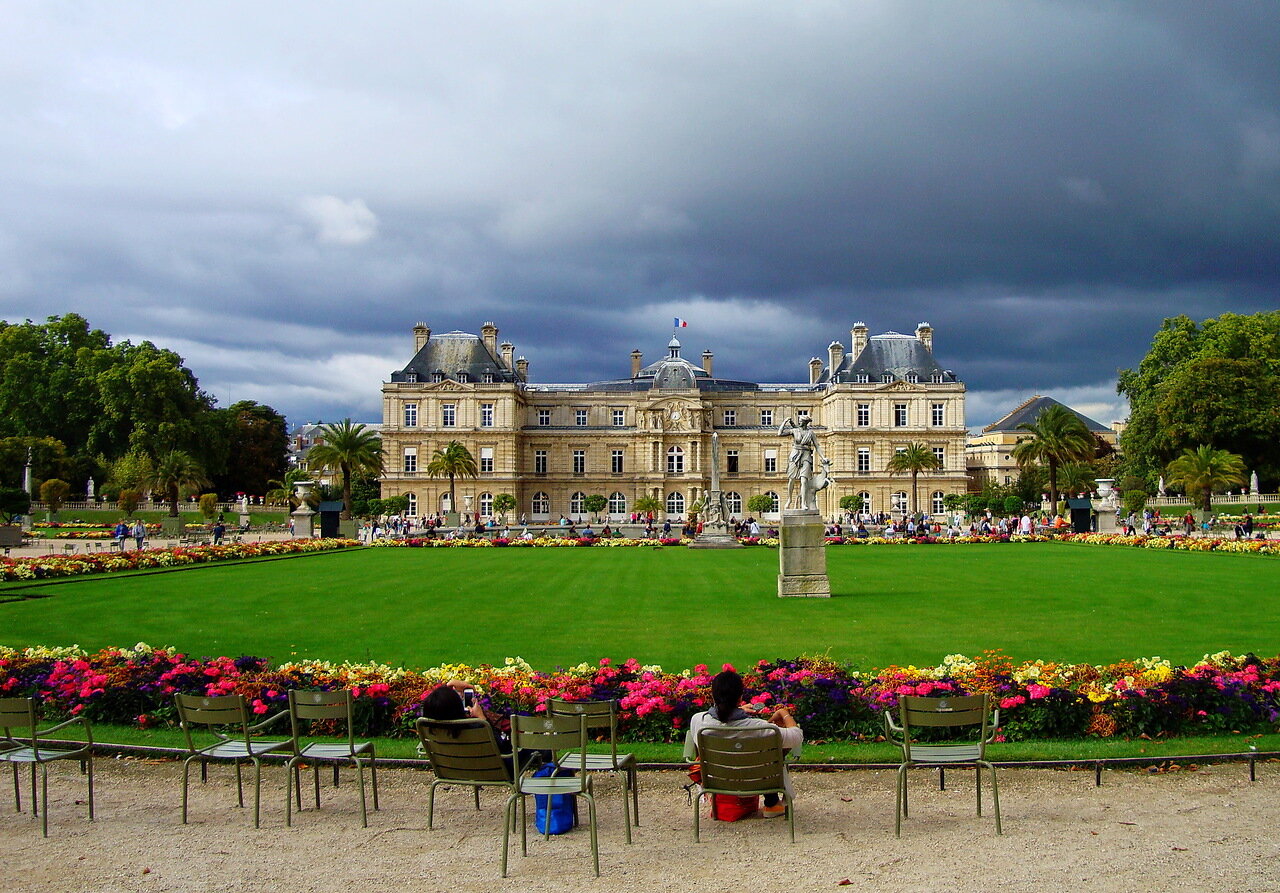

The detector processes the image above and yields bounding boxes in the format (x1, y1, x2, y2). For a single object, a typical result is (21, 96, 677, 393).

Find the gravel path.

(3, 758, 1278, 892)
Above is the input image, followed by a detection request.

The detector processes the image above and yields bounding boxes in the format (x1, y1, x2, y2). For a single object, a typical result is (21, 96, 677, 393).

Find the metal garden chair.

(693, 725, 794, 843)
(414, 717, 517, 830)
(0, 697, 95, 837)
(546, 697, 639, 843)
(285, 689, 379, 827)
(885, 693, 1002, 836)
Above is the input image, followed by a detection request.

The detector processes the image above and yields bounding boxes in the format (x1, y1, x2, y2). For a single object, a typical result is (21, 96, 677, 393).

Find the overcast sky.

(5, 2, 1277, 430)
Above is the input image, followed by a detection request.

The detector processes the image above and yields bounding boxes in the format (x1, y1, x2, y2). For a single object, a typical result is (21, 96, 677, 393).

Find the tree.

(1118, 311, 1280, 486)
(107, 452, 154, 498)
(210, 401, 289, 498)
(265, 468, 315, 508)
(886, 443, 942, 516)
(117, 489, 141, 516)
(306, 420, 383, 520)
(39, 479, 71, 517)
(746, 493, 775, 516)
(424, 441, 477, 518)
(633, 494, 663, 518)
(0, 436, 67, 492)
(147, 451, 209, 517)
(838, 494, 867, 513)
(198, 493, 219, 521)
(1056, 462, 1097, 498)
(1164, 445, 1247, 513)
(349, 471, 381, 517)
(0, 486, 31, 523)
(1010, 405, 1095, 513)
(492, 493, 516, 524)
(583, 494, 608, 521)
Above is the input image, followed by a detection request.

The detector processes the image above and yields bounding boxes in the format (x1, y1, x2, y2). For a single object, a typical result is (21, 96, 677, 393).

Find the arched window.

(932, 491, 945, 515)
(724, 491, 742, 515)
(405, 493, 417, 516)
(532, 492, 550, 517)
(570, 491, 586, 515)
(666, 446, 684, 474)
(666, 491, 685, 516)
(763, 490, 779, 513)
(479, 492, 493, 517)
(608, 492, 627, 514)
(858, 491, 872, 514)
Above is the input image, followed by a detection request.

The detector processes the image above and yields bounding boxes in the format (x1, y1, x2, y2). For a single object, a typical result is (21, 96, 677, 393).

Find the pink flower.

(1027, 684, 1051, 700)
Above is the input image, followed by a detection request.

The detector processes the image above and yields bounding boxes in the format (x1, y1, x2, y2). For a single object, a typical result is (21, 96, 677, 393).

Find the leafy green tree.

(1011, 405, 1095, 513)
(1002, 495, 1025, 515)
(107, 452, 154, 497)
(942, 493, 965, 513)
(349, 471, 381, 517)
(425, 441, 477, 518)
(381, 495, 410, 515)
(583, 494, 608, 521)
(306, 420, 383, 520)
(492, 493, 517, 523)
(0, 486, 31, 523)
(1164, 445, 1247, 513)
(148, 451, 209, 517)
(1118, 311, 1280, 485)
(746, 493, 775, 516)
(117, 489, 142, 516)
(886, 442, 942, 515)
(39, 479, 71, 517)
(198, 493, 219, 520)
(211, 401, 288, 497)
(838, 494, 867, 513)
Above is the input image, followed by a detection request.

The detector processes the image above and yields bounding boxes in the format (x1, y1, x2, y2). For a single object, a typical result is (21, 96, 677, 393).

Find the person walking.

(131, 520, 146, 551)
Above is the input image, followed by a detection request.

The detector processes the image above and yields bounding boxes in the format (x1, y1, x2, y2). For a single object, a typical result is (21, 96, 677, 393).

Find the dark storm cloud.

(2, 1, 1277, 426)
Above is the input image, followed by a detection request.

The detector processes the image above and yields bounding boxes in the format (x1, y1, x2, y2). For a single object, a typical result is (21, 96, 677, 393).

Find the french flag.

(673, 317, 688, 328)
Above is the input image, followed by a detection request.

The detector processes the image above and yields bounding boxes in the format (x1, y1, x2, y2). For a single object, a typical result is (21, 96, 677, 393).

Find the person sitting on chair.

(683, 670, 803, 817)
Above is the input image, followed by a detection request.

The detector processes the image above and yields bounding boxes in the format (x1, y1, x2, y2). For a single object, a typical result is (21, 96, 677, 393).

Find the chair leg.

(286, 757, 297, 827)
(501, 794, 517, 877)
(895, 765, 907, 837)
(313, 762, 321, 809)
(693, 788, 701, 842)
(11, 760, 19, 811)
(252, 757, 262, 828)
(30, 763, 37, 818)
(519, 792, 528, 855)
(985, 761, 1002, 835)
(473, 785, 481, 810)
(369, 754, 379, 811)
(355, 760, 368, 828)
(234, 760, 244, 808)
(40, 764, 49, 837)
(333, 762, 340, 788)
(86, 754, 94, 822)
(584, 790, 599, 877)
(427, 780, 438, 830)
(975, 764, 983, 817)
(181, 756, 195, 824)
(787, 793, 795, 844)
(620, 776, 632, 844)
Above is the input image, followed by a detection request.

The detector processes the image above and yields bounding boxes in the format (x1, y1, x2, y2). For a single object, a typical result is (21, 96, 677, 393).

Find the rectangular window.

(573, 449, 586, 474)
(723, 409, 736, 427)
(403, 447, 417, 474)
(403, 403, 418, 428)
(481, 403, 494, 427)
(726, 449, 739, 473)
(931, 402, 944, 426)
(856, 403, 870, 427)
(796, 409, 809, 420)
(482, 371, 495, 383)
(612, 409, 625, 427)
(857, 447, 870, 473)
(480, 447, 494, 473)
(537, 408, 551, 427)
(760, 409, 773, 427)
(534, 449, 547, 474)
(894, 403, 908, 427)
(575, 408, 588, 427)
(611, 449, 624, 474)
(932, 447, 945, 468)
(764, 448, 778, 474)
(442, 403, 456, 427)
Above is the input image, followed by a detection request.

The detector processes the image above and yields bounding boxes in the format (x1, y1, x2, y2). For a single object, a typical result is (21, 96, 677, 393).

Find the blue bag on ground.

(533, 762, 579, 835)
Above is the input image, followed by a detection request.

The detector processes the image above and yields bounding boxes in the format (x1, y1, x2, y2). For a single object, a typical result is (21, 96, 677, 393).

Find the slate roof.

(588, 337, 762, 392)
(822, 332, 958, 384)
(982, 395, 1110, 434)
(389, 331, 519, 383)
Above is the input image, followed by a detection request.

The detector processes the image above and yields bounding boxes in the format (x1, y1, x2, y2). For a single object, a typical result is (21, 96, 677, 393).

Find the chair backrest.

(174, 693, 251, 753)
(288, 688, 356, 746)
(696, 725, 785, 796)
(898, 694, 992, 754)
(416, 718, 512, 784)
(0, 697, 37, 745)
(546, 698, 620, 760)
(510, 713, 589, 774)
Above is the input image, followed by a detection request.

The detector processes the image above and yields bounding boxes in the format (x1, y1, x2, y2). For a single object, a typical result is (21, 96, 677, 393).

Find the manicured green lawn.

(4, 543, 1278, 669)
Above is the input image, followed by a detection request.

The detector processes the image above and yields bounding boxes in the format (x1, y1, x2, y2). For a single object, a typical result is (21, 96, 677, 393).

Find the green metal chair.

(693, 725, 794, 843)
(415, 717, 517, 830)
(285, 689, 379, 827)
(502, 713, 598, 878)
(174, 693, 291, 828)
(886, 693, 1002, 836)
(546, 697, 638, 843)
(0, 697, 94, 837)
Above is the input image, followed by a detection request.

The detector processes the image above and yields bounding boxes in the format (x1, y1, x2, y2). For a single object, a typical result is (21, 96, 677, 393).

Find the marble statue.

(779, 416, 831, 512)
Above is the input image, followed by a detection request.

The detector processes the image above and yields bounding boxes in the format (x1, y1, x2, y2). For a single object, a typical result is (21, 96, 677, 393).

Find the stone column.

(777, 509, 831, 597)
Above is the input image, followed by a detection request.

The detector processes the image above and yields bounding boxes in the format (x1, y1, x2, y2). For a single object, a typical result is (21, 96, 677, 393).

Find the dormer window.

(431, 372, 444, 383)
(457, 371, 469, 383)
(406, 371, 418, 383)
(881, 372, 894, 383)
(855, 373, 870, 384)
(483, 371, 495, 383)
(906, 372, 919, 384)
(931, 372, 944, 383)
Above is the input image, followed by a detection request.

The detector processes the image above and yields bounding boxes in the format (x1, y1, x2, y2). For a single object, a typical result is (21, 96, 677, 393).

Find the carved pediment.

(641, 398, 705, 431)
(425, 380, 475, 392)
(876, 380, 926, 393)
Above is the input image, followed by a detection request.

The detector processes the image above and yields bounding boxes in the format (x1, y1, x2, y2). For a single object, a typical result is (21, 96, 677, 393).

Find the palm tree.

(633, 494, 663, 519)
(265, 468, 316, 509)
(886, 443, 942, 516)
(1164, 445, 1246, 513)
(1056, 462, 1097, 498)
(425, 441, 478, 516)
(306, 420, 383, 519)
(148, 451, 209, 517)
(1010, 404, 1095, 513)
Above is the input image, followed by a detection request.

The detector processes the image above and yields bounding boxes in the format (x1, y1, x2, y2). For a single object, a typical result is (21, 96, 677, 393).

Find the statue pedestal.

(689, 521, 743, 549)
(777, 510, 830, 597)
(291, 506, 315, 539)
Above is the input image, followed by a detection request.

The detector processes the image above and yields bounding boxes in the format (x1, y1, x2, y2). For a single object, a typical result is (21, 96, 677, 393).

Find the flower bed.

(3, 645, 1276, 744)
(0, 538, 362, 582)
(1056, 532, 1280, 555)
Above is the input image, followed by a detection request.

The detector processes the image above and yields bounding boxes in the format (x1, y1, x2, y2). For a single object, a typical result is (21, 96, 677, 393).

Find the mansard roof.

(389, 331, 518, 383)
(982, 395, 1109, 434)
(588, 336, 761, 392)
(823, 332, 959, 384)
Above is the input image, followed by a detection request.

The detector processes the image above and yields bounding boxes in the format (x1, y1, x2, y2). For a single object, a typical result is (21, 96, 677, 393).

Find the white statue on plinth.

(779, 416, 832, 512)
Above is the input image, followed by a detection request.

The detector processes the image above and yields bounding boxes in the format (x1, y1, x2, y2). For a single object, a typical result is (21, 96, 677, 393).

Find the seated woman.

(683, 670, 803, 817)
(421, 681, 546, 774)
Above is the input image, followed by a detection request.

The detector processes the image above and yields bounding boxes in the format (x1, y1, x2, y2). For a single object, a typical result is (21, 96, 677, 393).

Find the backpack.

(533, 763, 579, 835)
(711, 793, 760, 821)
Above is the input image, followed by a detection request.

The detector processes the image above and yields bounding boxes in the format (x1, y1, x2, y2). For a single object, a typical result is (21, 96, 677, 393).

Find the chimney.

(827, 341, 844, 382)
(413, 322, 430, 352)
(701, 349, 714, 376)
(915, 322, 933, 352)
(630, 349, 643, 377)
(499, 341, 514, 369)
(809, 357, 823, 385)
(850, 322, 868, 358)
(515, 356, 529, 380)
(481, 321, 498, 357)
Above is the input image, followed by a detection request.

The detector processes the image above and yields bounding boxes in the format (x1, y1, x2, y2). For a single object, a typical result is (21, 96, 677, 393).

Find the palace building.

(379, 321, 968, 522)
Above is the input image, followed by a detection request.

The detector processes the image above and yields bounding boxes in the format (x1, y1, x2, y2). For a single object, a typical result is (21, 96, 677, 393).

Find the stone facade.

(380, 321, 968, 521)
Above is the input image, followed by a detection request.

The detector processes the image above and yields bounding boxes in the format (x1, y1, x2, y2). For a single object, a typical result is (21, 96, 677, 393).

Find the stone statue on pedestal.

(779, 416, 833, 512)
